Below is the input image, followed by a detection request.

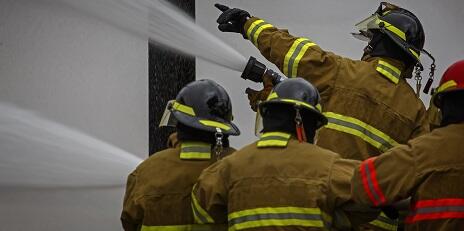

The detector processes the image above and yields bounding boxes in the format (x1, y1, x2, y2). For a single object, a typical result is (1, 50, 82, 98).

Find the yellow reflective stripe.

(377, 19, 406, 41)
(198, 120, 231, 131)
(369, 213, 398, 231)
(246, 20, 264, 39)
(257, 132, 291, 148)
(409, 48, 420, 59)
(267, 91, 278, 100)
(257, 140, 288, 147)
(180, 142, 211, 160)
(321, 212, 333, 230)
(246, 19, 273, 47)
(324, 112, 399, 152)
(436, 80, 458, 93)
(252, 24, 273, 46)
(141, 224, 220, 231)
(283, 38, 316, 77)
(280, 99, 317, 111)
(291, 42, 315, 77)
(378, 60, 401, 75)
(180, 152, 211, 160)
(228, 207, 323, 230)
(261, 132, 291, 139)
(191, 184, 215, 224)
(173, 102, 195, 116)
(377, 60, 401, 84)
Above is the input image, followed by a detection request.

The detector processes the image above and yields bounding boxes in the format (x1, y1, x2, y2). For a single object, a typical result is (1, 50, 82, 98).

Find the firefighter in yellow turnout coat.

(121, 80, 240, 231)
(192, 78, 377, 230)
(214, 2, 433, 161)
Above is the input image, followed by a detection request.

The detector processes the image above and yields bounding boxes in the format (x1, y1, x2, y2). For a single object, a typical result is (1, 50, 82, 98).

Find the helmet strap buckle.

(423, 63, 436, 94)
(414, 64, 423, 97)
(214, 128, 224, 160)
(294, 108, 307, 143)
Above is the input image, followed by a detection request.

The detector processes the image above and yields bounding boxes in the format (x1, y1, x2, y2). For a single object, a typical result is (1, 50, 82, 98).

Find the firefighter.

(351, 60, 464, 230)
(214, 2, 436, 162)
(192, 78, 378, 230)
(121, 79, 240, 231)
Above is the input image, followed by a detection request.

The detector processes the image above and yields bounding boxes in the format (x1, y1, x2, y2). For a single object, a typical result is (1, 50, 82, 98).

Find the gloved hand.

(246, 73, 274, 111)
(215, 3, 250, 38)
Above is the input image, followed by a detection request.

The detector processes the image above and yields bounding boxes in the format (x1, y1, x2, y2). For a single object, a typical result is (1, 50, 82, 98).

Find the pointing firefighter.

(216, 3, 436, 229)
(215, 2, 436, 161)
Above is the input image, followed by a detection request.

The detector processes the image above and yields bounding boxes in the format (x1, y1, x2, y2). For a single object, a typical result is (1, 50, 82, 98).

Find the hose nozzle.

(241, 56, 286, 85)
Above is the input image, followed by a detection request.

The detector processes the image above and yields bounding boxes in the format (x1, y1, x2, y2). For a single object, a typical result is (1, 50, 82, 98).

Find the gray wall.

(0, 0, 147, 230)
(197, 0, 464, 148)
(0, 0, 462, 230)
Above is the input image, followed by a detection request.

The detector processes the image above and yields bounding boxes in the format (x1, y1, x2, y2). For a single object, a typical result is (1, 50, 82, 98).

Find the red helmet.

(433, 60, 464, 108)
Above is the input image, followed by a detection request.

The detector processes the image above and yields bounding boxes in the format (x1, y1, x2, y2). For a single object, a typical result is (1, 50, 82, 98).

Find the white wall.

(197, 0, 464, 148)
(0, 0, 147, 230)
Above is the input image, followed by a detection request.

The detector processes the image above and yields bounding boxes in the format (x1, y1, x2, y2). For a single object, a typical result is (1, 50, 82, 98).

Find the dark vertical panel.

(149, 0, 195, 155)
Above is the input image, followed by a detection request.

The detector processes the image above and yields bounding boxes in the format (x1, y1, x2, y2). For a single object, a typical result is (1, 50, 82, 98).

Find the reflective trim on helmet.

(280, 99, 317, 111)
(257, 132, 291, 148)
(376, 60, 401, 84)
(180, 142, 211, 160)
(267, 91, 279, 100)
(172, 101, 196, 116)
(283, 38, 317, 78)
(409, 48, 420, 60)
(368, 212, 398, 231)
(436, 80, 458, 94)
(323, 112, 399, 152)
(228, 206, 324, 230)
(198, 120, 231, 131)
(246, 19, 274, 47)
(376, 19, 406, 41)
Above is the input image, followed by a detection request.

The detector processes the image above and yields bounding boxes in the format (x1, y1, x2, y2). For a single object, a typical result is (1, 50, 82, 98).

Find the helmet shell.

(378, 9, 425, 65)
(433, 60, 464, 108)
(259, 78, 328, 128)
(173, 79, 240, 135)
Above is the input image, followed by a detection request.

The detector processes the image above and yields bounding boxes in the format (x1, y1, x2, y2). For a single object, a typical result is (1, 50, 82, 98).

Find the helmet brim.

(433, 88, 464, 108)
(172, 111, 240, 136)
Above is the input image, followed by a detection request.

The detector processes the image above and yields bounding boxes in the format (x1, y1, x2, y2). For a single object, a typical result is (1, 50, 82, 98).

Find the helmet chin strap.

(294, 108, 307, 143)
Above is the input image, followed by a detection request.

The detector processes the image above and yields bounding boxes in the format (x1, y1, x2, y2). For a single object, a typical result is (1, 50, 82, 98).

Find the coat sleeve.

(410, 105, 430, 139)
(121, 171, 143, 231)
(328, 158, 380, 228)
(191, 161, 228, 225)
(243, 17, 345, 94)
(351, 143, 418, 207)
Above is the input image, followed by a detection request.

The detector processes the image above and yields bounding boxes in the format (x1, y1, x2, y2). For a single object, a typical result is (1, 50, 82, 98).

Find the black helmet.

(354, 2, 433, 69)
(259, 78, 327, 129)
(161, 79, 240, 136)
(376, 8, 425, 65)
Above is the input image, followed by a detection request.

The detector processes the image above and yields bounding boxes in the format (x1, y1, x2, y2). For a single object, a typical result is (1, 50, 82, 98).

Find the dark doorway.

(148, 0, 195, 155)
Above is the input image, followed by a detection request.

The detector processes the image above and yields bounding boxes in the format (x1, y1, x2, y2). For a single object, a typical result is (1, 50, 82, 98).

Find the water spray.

(0, 103, 142, 188)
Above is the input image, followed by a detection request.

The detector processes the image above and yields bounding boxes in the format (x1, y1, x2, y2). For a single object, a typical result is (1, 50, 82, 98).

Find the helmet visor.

(158, 100, 178, 127)
(352, 13, 381, 41)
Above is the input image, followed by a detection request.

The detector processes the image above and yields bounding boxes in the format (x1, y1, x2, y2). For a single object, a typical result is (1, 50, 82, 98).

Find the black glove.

(215, 3, 250, 38)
